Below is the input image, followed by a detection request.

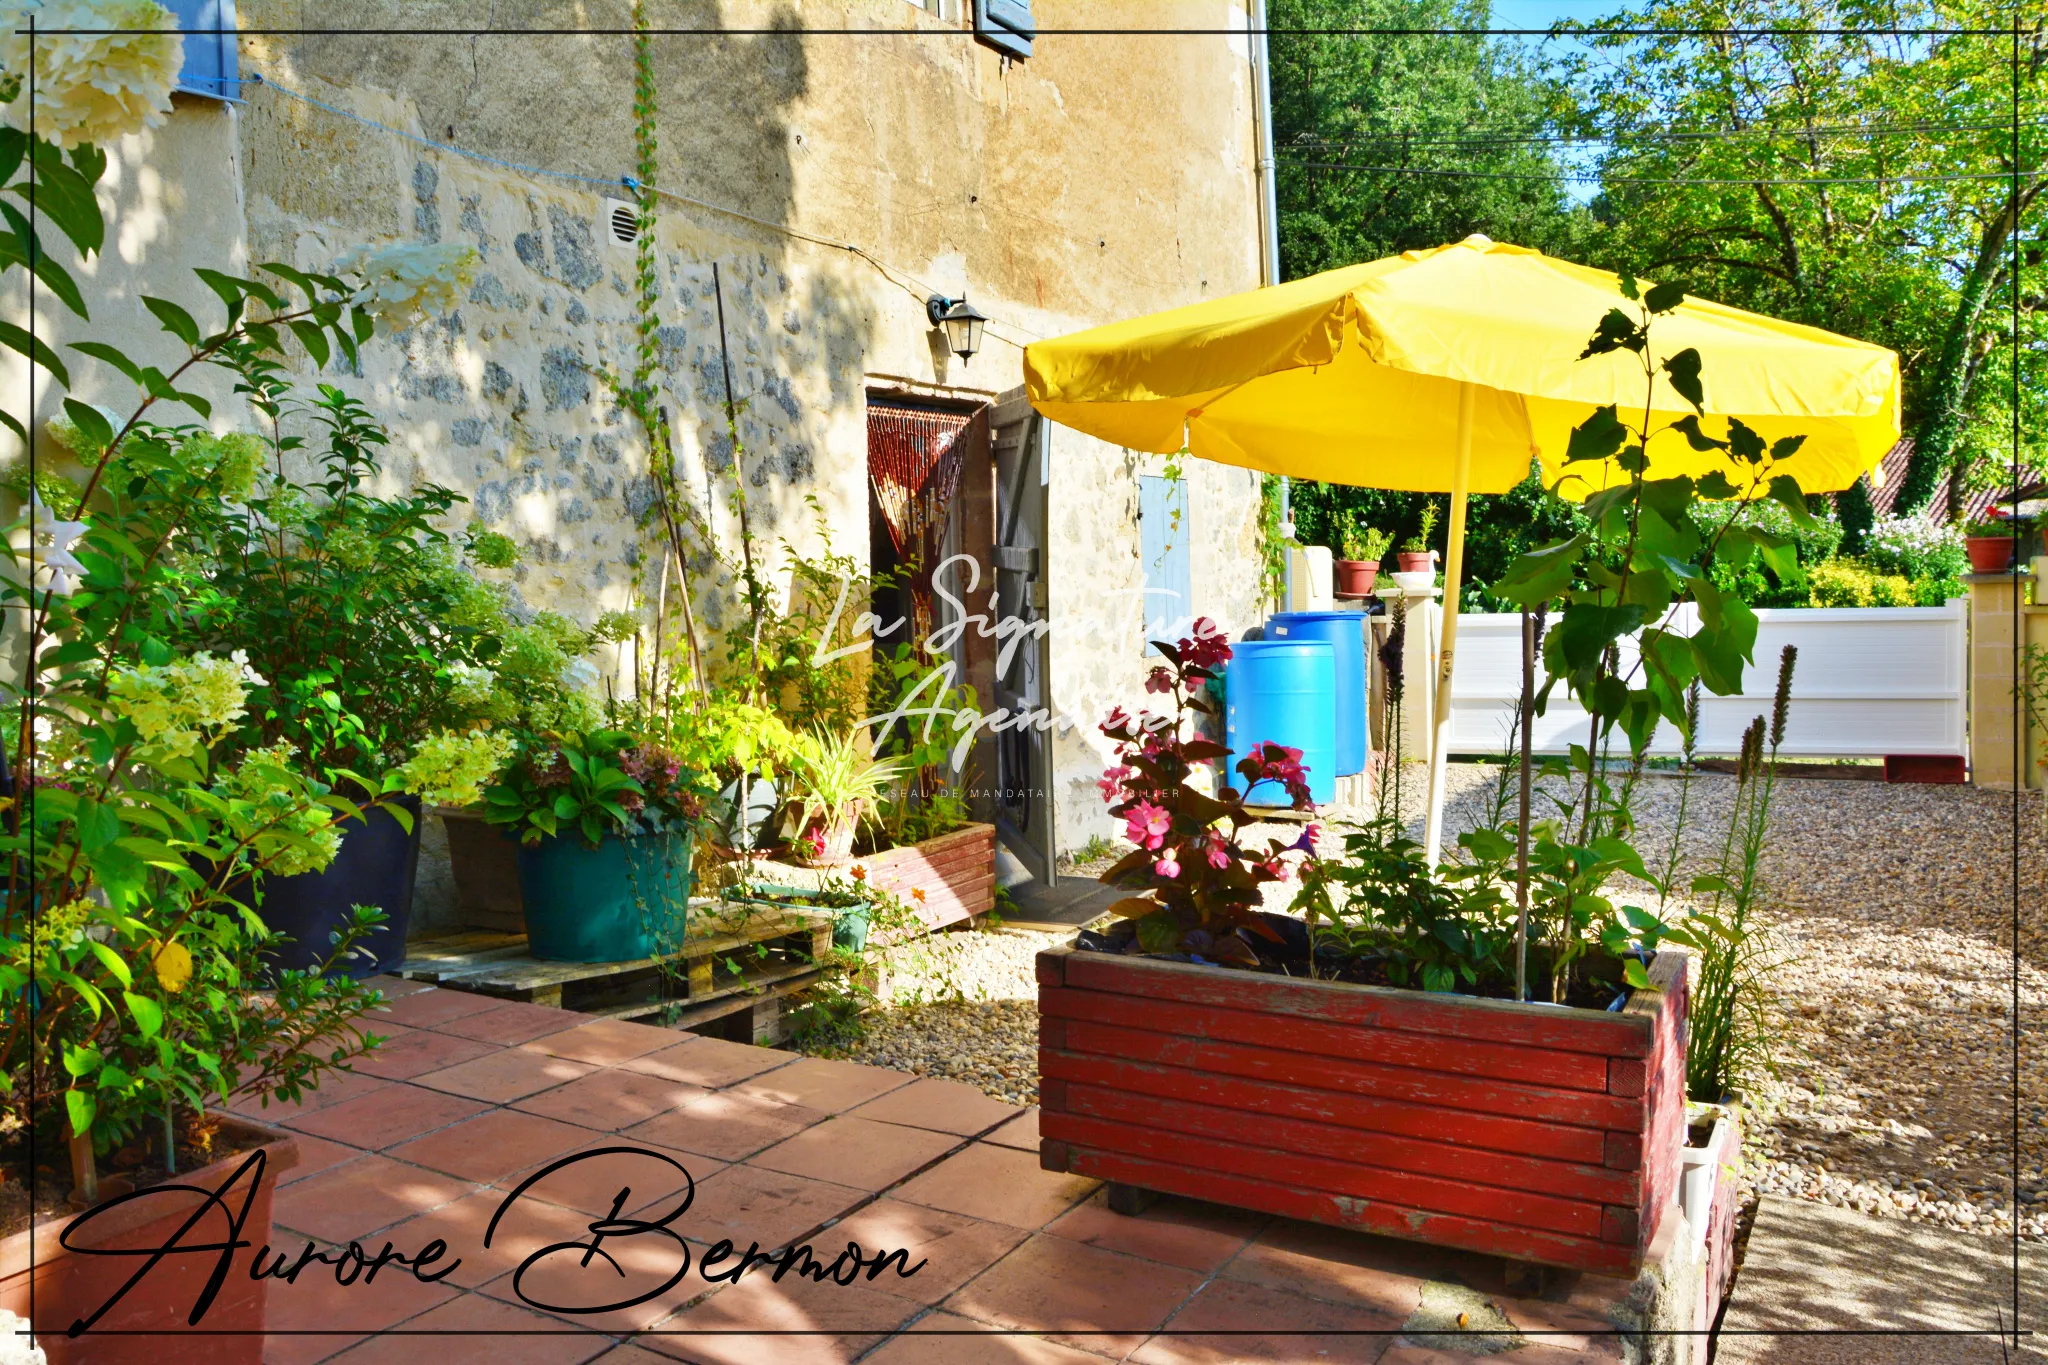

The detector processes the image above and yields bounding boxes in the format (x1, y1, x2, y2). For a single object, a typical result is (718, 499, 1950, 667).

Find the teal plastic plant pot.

(515, 827, 694, 963)
(833, 899, 872, 953)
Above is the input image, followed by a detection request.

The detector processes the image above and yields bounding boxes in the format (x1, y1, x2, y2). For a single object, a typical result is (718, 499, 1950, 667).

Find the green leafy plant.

(1339, 520, 1392, 565)
(481, 726, 705, 848)
(1402, 501, 1440, 554)
(1806, 559, 1916, 608)
(1965, 515, 2016, 538)
(782, 727, 905, 862)
(867, 642, 980, 850)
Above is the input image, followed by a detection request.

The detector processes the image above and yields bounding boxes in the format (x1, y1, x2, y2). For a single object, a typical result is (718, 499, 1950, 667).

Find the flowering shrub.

(1863, 514, 1967, 587)
(1807, 558, 1915, 608)
(482, 726, 707, 847)
(1094, 620, 1320, 962)
(1, 0, 180, 149)
(337, 241, 481, 329)
(390, 728, 519, 809)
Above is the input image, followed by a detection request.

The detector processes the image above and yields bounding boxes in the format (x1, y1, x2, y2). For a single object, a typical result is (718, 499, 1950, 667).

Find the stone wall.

(6, 0, 1270, 865)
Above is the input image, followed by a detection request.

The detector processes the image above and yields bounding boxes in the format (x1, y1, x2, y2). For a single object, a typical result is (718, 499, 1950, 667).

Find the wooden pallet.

(396, 902, 835, 1041)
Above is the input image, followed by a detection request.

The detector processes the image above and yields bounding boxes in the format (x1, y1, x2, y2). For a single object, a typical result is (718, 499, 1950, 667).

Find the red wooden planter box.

(0, 1116, 300, 1364)
(861, 823, 996, 932)
(1035, 945, 1687, 1277)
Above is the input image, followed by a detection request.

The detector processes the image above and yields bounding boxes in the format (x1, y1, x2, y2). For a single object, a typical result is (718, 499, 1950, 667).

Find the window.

(905, 0, 960, 19)
(1139, 474, 1191, 651)
(973, 0, 1034, 59)
(165, 0, 240, 101)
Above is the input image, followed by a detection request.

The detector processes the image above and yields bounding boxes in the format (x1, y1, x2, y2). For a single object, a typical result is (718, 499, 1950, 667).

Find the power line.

(1273, 156, 2036, 187)
(1284, 116, 2048, 152)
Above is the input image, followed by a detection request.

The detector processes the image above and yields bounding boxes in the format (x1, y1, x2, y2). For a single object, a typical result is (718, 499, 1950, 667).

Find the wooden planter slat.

(1061, 1080, 1641, 1206)
(1051, 1146, 1640, 1278)
(1037, 944, 1686, 1276)
(1046, 1048, 1625, 1180)
(860, 824, 996, 929)
(1042, 985, 1612, 1092)
(1057, 950, 1651, 1057)
(1046, 1019, 1642, 1140)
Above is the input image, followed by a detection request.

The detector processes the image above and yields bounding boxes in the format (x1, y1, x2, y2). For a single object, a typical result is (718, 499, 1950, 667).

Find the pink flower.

(1124, 800, 1172, 850)
(1183, 618, 1233, 670)
(1144, 667, 1174, 695)
(1102, 706, 1133, 733)
(1154, 853, 1181, 879)
(1097, 763, 1134, 802)
(1205, 833, 1230, 869)
(1259, 859, 1292, 883)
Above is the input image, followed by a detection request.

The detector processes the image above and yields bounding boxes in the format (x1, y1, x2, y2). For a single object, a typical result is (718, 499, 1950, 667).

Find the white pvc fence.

(1444, 601, 1968, 758)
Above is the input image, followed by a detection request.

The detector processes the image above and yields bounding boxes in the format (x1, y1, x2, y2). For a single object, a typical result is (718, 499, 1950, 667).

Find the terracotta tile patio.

(231, 976, 1640, 1363)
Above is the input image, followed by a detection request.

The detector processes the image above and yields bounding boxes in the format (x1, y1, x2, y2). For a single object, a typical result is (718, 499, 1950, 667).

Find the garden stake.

(1516, 607, 1532, 1003)
(711, 262, 767, 682)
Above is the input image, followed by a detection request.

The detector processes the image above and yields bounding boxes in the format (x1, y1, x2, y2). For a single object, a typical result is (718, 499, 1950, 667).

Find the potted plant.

(0, 31, 394, 1337)
(1333, 521, 1390, 598)
(1396, 501, 1440, 574)
(1041, 624, 1689, 1276)
(482, 726, 708, 963)
(781, 727, 904, 865)
(1964, 515, 2018, 573)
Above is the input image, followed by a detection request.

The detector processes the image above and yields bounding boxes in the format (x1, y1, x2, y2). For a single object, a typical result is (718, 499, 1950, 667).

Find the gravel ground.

(796, 761, 2047, 1240)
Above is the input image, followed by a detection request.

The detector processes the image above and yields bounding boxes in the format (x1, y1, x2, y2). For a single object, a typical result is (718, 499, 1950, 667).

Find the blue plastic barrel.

(1225, 640, 1336, 807)
(1266, 611, 1367, 777)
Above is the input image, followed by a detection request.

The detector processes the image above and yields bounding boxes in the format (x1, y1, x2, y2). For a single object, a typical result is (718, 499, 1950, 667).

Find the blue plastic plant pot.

(516, 827, 693, 963)
(252, 795, 421, 981)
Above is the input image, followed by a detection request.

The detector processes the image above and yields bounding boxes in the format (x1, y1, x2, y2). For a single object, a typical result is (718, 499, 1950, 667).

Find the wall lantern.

(926, 294, 988, 364)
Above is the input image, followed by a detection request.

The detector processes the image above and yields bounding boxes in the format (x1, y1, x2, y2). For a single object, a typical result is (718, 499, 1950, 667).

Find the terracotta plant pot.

(1036, 944, 1688, 1276)
(1966, 534, 2016, 574)
(1332, 559, 1379, 598)
(1396, 550, 1435, 574)
(0, 1116, 299, 1363)
(792, 812, 860, 866)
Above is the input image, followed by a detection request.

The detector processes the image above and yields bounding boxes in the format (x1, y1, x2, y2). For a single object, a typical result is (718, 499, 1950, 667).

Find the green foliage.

(1258, 473, 1292, 611)
(1269, 0, 1588, 280)
(1337, 518, 1392, 566)
(482, 725, 707, 848)
(1694, 498, 1842, 607)
(782, 727, 905, 859)
(866, 643, 981, 849)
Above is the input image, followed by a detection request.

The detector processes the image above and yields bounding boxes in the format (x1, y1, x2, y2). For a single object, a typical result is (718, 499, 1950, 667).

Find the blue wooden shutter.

(974, 0, 1034, 59)
(1139, 474, 1191, 651)
(166, 0, 239, 101)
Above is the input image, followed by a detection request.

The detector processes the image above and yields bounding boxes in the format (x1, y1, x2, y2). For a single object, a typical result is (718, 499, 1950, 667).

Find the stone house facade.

(9, 0, 1273, 878)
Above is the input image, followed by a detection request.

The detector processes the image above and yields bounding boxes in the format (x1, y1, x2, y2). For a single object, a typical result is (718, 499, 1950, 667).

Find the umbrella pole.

(1423, 383, 1475, 868)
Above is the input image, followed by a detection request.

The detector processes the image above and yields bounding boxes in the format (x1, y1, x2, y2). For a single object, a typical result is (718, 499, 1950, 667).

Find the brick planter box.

(0, 1116, 299, 1364)
(860, 823, 996, 931)
(1035, 945, 1687, 1277)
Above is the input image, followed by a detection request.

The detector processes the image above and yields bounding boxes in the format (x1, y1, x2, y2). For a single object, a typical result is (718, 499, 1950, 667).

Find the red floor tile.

(512, 1066, 712, 1130)
(271, 1154, 480, 1244)
(635, 1270, 919, 1365)
(521, 1017, 682, 1066)
(282, 1084, 489, 1151)
(428, 999, 585, 1044)
(349, 1026, 498, 1080)
(386, 1110, 599, 1184)
(1220, 1221, 1430, 1319)
(323, 1291, 617, 1365)
(749, 1115, 959, 1192)
(279, 1134, 374, 1186)
(413, 1048, 599, 1104)
(373, 987, 507, 1029)
(679, 1163, 868, 1254)
(475, 1223, 708, 1337)
(1493, 1295, 1629, 1359)
(620, 1037, 795, 1089)
(984, 1108, 1041, 1152)
(1126, 1278, 1401, 1363)
(891, 1142, 1099, 1230)
(815, 1198, 1028, 1305)
(373, 1188, 610, 1289)
(945, 1233, 1206, 1357)
(876, 1313, 1122, 1362)
(496, 1139, 725, 1220)
(261, 1234, 463, 1365)
(226, 1068, 392, 1123)
(622, 1089, 828, 1163)
(1046, 1189, 1267, 1273)
(729, 1056, 917, 1113)
(845, 1077, 1022, 1136)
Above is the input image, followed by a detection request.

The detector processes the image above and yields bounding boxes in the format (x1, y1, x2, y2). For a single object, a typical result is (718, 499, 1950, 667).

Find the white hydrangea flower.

(338, 241, 479, 329)
(44, 403, 122, 457)
(559, 657, 601, 694)
(1, 1, 181, 150)
(106, 649, 264, 758)
(0, 1309, 45, 1365)
(391, 728, 517, 809)
(444, 662, 497, 710)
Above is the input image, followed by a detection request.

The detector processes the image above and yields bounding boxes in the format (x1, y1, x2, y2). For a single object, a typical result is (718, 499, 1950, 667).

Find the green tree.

(1271, 0, 1590, 276)
(1564, 0, 2045, 515)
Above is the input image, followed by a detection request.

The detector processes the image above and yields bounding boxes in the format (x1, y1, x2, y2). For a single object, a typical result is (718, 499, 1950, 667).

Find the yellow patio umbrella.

(1024, 235, 1899, 863)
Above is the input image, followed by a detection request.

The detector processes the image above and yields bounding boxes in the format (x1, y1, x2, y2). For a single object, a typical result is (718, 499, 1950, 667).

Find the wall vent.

(603, 197, 640, 248)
